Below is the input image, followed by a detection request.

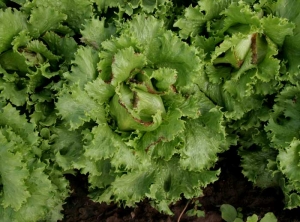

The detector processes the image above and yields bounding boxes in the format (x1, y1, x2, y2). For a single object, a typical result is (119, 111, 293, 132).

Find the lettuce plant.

(56, 14, 231, 213)
(0, 0, 92, 220)
(175, 0, 300, 209)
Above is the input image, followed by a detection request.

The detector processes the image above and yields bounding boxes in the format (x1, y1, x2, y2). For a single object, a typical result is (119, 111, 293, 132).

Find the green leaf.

(261, 15, 294, 47)
(56, 85, 103, 130)
(137, 109, 185, 151)
(0, 8, 27, 53)
(0, 103, 38, 145)
(26, 40, 61, 61)
(24, 0, 93, 31)
(221, 204, 238, 222)
(150, 67, 178, 92)
(84, 123, 125, 160)
(275, 0, 300, 78)
(110, 47, 147, 87)
(147, 31, 202, 90)
(81, 17, 116, 49)
(127, 14, 165, 47)
(0, 50, 28, 73)
(239, 147, 280, 188)
(0, 79, 27, 106)
(260, 212, 277, 222)
(108, 170, 155, 206)
(0, 129, 30, 210)
(221, 1, 260, 33)
(266, 85, 300, 149)
(63, 46, 99, 88)
(180, 107, 228, 171)
(28, 6, 67, 38)
(174, 5, 206, 39)
(85, 77, 115, 104)
(52, 125, 85, 171)
(41, 31, 77, 66)
(246, 214, 258, 222)
(278, 140, 300, 183)
(174, 0, 233, 38)
(12, 162, 67, 222)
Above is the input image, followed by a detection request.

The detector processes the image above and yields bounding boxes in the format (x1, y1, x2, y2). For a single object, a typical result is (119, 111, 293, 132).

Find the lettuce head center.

(109, 82, 166, 131)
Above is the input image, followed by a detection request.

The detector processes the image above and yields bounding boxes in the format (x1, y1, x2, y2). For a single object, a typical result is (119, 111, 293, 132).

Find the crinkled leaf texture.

(0, 104, 68, 222)
(277, 139, 300, 209)
(266, 85, 300, 149)
(56, 14, 230, 214)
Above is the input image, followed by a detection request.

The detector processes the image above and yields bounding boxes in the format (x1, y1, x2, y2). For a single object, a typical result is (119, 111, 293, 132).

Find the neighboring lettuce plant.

(175, 0, 300, 210)
(0, 104, 68, 221)
(56, 14, 231, 214)
(0, 0, 93, 220)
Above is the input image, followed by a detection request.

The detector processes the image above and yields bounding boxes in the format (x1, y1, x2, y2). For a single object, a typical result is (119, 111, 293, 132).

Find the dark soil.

(59, 148, 300, 222)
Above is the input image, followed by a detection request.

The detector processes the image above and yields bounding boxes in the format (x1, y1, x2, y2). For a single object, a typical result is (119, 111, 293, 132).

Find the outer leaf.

(0, 129, 30, 210)
(261, 15, 294, 47)
(41, 31, 77, 65)
(174, 5, 206, 39)
(127, 14, 165, 48)
(63, 47, 99, 88)
(0, 103, 38, 145)
(52, 125, 85, 171)
(84, 123, 126, 161)
(0, 8, 27, 53)
(220, 1, 260, 33)
(174, 0, 234, 38)
(239, 147, 280, 188)
(56, 85, 102, 130)
(180, 107, 228, 171)
(275, 0, 300, 79)
(26, 40, 61, 61)
(266, 85, 300, 149)
(80, 17, 116, 49)
(0, 79, 27, 106)
(278, 140, 300, 184)
(13, 162, 67, 222)
(107, 170, 155, 206)
(85, 77, 115, 104)
(24, 0, 93, 31)
(137, 109, 185, 152)
(0, 50, 28, 73)
(28, 6, 67, 38)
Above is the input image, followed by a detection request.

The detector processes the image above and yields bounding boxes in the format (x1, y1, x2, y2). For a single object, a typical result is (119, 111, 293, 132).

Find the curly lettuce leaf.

(275, 0, 300, 80)
(180, 107, 228, 171)
(63, 46, 99, 88)
(0, 8, 27, 54)
(0, 129, 30, 211)
(239, 147, 280, 188)
(266, 85, 300, 149)
(278, 139, 300, 209)
(174, 0, 235, 39)
(28, 6, 67, 38)
(80, 17, 116, 49)
(23, 0, 93, 32)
